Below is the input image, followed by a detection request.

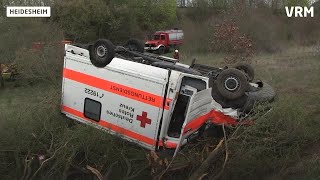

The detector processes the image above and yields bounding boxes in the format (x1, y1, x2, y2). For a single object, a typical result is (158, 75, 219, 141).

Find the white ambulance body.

(61, 45, 239, 152)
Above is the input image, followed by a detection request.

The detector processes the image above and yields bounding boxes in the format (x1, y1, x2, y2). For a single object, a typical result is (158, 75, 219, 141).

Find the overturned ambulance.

(61, 39, 275, 155)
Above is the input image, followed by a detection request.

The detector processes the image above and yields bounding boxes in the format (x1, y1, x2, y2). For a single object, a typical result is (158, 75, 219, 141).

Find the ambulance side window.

(181, 77, 206, 92)
(84, 98, 101, 121)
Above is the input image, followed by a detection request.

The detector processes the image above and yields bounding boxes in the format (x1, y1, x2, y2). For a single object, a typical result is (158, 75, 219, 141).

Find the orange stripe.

(209, 110, 238, 125)
(158, 140, 177, 148)
(183, 110, 238, 135)
(63, 68, 170, 109)
(183, 113, 210, 135)
(61, 105, 155, 146)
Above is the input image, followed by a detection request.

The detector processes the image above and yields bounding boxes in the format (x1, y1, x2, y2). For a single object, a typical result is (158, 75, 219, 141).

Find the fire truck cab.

(61, 39, 249, 155)
(145, 29, 183, 54)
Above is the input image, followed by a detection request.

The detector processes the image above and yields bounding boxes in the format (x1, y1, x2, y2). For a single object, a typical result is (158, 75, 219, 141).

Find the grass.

(0, 83, 149, 180)
(0, 46, 320, 179)
(184, 46, 320, 179)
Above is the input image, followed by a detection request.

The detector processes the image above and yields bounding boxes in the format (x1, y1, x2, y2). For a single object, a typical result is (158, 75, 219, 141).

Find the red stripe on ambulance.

(63, 68, 170, 110)
(61, 105, 156, 146)
(158, 140, 177, 148)
(182, 110, 241, 135)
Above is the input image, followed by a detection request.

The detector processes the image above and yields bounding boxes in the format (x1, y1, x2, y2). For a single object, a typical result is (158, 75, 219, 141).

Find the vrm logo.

(285, 6, 314, 18)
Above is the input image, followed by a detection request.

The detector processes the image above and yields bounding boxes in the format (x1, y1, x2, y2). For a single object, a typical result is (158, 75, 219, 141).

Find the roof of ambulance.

(108, 57, 169, 81)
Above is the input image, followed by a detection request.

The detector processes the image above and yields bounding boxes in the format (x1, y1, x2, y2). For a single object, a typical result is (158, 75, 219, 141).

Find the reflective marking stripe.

(62, 105, 155, 146)
(63, 68, 170, 110)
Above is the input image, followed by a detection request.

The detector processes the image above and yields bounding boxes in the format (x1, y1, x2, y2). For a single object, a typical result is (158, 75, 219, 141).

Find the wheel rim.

(224, 77, 239, 91)
(96, 45, 107, 57)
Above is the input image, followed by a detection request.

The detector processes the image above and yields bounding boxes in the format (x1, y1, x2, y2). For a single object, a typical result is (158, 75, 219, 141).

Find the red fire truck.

(145, 30, 183, 54)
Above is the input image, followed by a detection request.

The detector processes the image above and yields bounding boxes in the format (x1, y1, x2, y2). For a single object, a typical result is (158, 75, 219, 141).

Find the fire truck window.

(161, 35, 165, 40)
(84, 98, 101, 121)
(153, 35, 160, 40)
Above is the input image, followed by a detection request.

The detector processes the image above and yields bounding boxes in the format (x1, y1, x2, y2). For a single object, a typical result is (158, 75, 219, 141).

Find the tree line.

(0, 0, 176, 61)
(177, 0, 311, 8)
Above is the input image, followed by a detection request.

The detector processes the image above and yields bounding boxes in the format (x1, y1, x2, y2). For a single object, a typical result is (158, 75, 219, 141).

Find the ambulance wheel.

(90, 39, 115, 68)
(125, 39, 144, 53)
(158, 46, 165, 54)
(216, 68, 248, 100)
(240, 82, 276, 113)
(234, 62, 255, 82)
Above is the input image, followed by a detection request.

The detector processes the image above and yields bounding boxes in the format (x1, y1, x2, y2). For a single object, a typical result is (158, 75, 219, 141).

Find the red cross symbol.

(136, 111, 151, 128)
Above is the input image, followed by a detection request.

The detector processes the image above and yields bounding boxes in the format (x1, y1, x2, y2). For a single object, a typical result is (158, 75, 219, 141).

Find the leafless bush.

(180, 6, 320, 55)
(0, 19, 65, 85)
(15, 44, 64, 84)
(211, 21, 254, 64)
(233, 8, 286, 53)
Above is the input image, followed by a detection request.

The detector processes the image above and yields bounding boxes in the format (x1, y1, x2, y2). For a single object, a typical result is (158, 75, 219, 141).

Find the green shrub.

(0, 19, 63, 62)
(222, 96, 320, 179)
(51, 0, 177, 43)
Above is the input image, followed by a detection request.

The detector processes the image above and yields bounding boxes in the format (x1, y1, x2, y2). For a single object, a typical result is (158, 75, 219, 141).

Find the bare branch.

(86, 165, 103, 180)
(30, 142, 68, 179)
(189, 139, 224, 180)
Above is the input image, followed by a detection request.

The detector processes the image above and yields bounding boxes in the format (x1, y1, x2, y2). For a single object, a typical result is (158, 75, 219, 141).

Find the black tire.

(90, 39, 115, 68)
(212, 92, 248, 109)
(216, 68, 249, 100)
(234, 63, 255, 82)
(210, 77, 248, 109)
(247, 82, 276, 102)
(241, 82, 276, 113)
(125, 38, 144, 53)
(158, 46, 165, 54)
